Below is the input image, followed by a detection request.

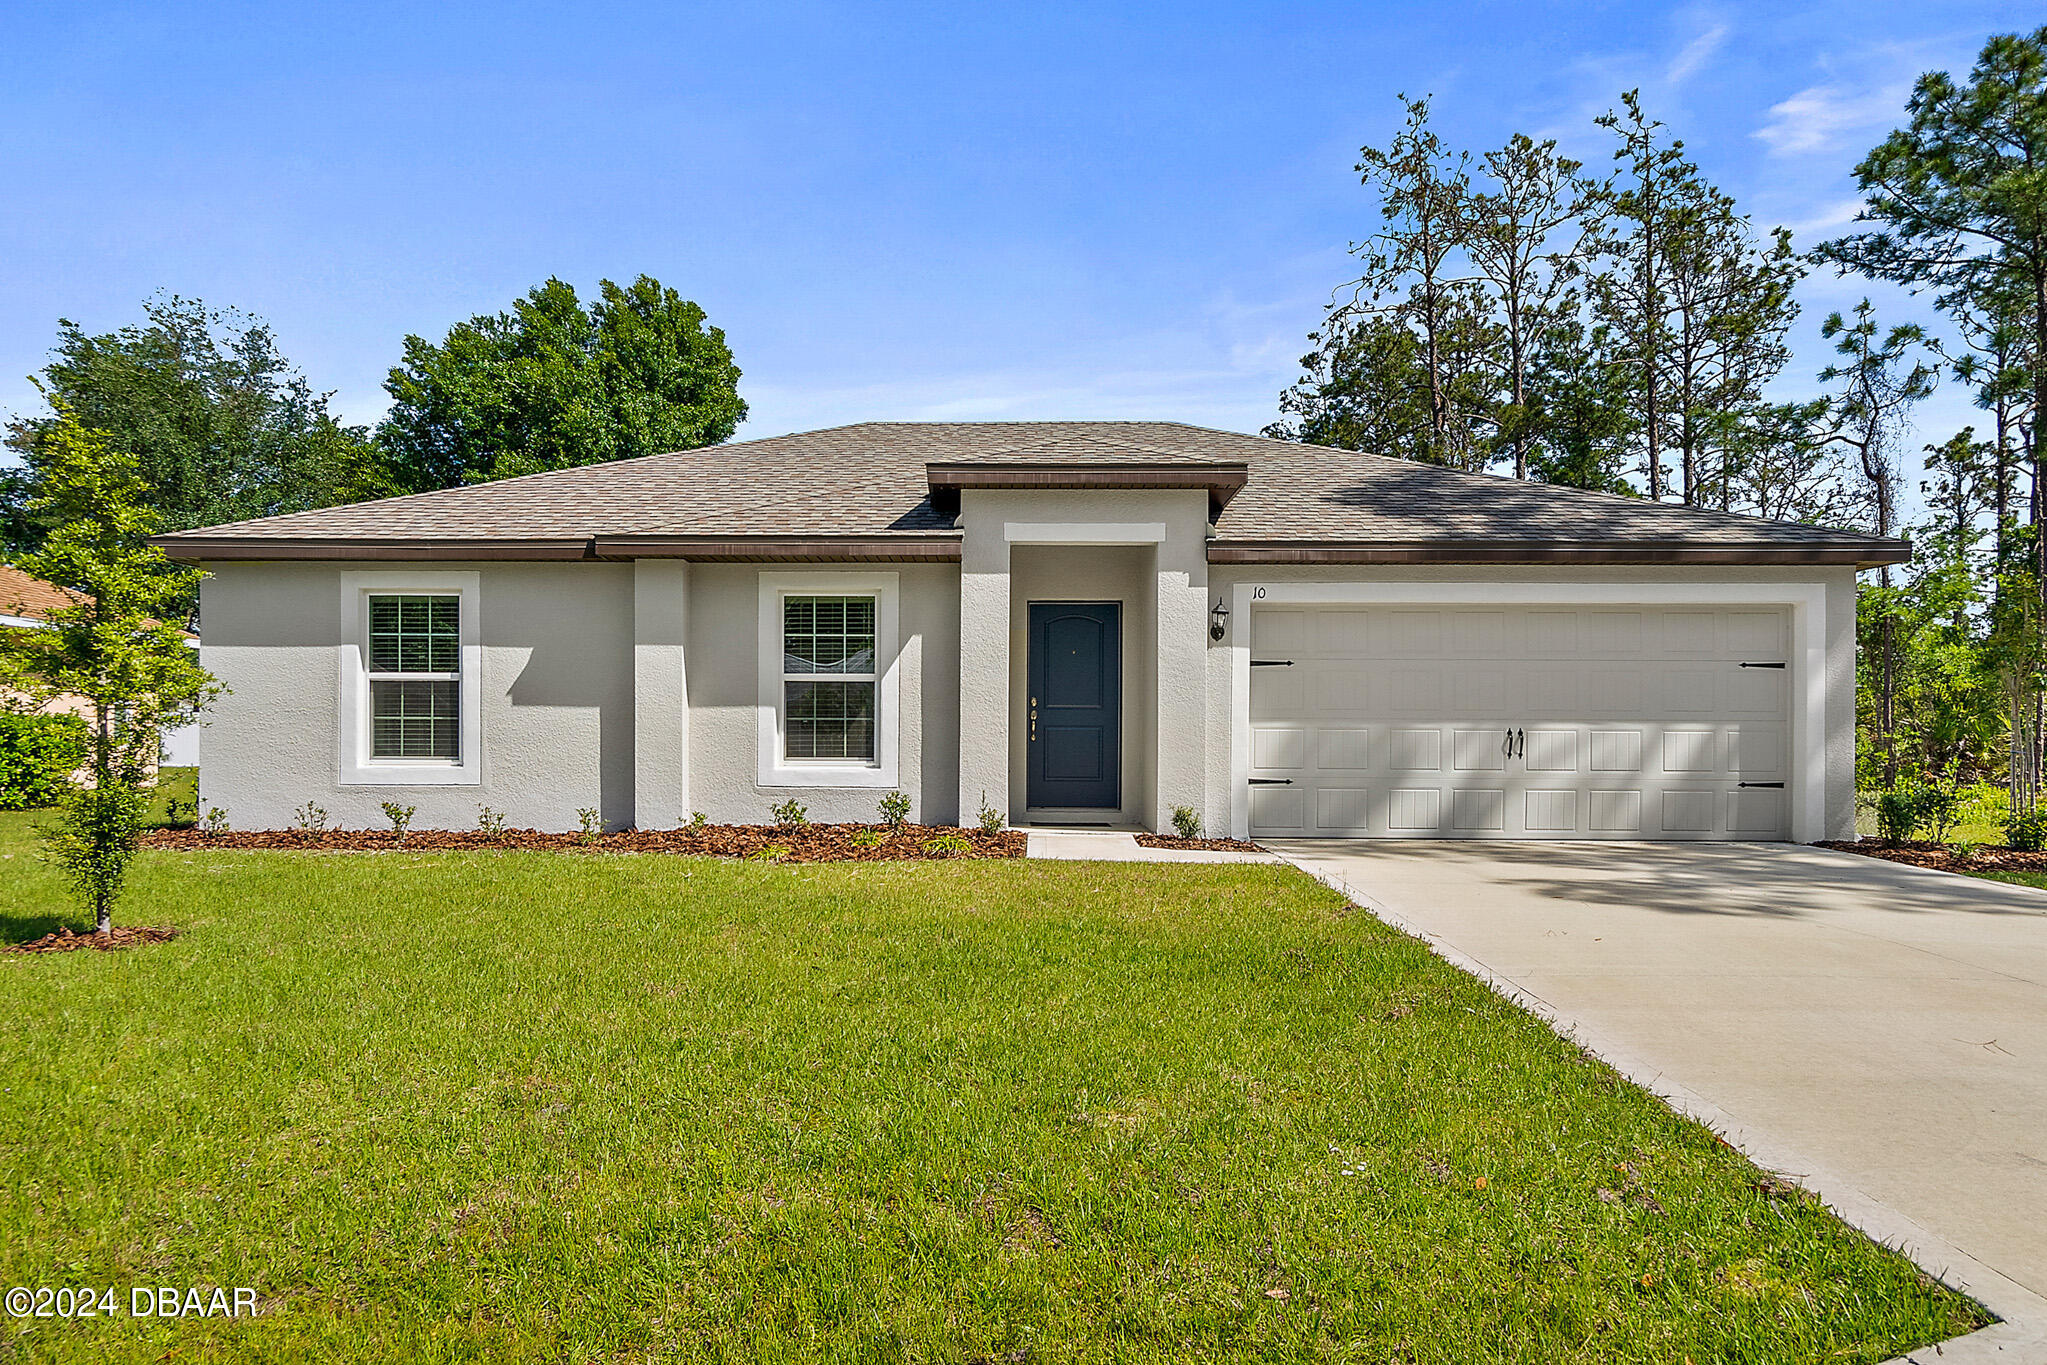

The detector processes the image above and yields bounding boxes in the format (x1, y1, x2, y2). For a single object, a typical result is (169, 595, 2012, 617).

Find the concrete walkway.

(1024, 828, 1276, 864)
(1270, 839, 2047, 1347)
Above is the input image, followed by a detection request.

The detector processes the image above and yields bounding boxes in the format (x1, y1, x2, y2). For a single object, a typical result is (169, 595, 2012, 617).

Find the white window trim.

(338, 571, 482, 786)
(757, 571, 899, 788)
(1225, 579, 1827, 843)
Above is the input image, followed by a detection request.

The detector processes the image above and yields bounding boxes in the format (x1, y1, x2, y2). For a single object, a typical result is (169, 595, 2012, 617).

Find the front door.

(1027, 602, 1121, 810)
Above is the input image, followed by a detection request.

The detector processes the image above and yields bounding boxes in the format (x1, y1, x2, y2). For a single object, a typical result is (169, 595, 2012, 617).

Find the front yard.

(0, 810, 1984, 1361)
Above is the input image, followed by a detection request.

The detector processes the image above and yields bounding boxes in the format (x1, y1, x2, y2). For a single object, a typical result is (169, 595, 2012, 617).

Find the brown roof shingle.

(149, 421, 1907, 564)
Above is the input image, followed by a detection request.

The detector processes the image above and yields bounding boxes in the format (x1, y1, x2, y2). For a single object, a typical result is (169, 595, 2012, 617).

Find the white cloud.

(1754, 82, 1908, 156)
(1665, 23, 1729, 87)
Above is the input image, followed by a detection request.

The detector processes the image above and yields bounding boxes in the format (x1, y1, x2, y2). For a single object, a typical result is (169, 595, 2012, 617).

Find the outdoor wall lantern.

(1209, 598, 1230, 641)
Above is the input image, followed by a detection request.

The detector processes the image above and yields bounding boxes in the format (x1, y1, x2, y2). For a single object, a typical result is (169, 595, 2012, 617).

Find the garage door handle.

(1251, 659, 1294, 667)
(1738, 781, 1785, 788)
(1739, 661, 1787, 669)
(1249, 778, 1293, 785)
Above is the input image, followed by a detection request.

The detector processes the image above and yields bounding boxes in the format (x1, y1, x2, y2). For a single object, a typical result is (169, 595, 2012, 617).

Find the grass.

(0, 806, 1985, 1361)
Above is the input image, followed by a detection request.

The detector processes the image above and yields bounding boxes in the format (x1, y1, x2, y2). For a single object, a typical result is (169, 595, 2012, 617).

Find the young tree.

(0, 404, 217, 935)
(4, 295, 383, 564)
(376, 274, 747, 492)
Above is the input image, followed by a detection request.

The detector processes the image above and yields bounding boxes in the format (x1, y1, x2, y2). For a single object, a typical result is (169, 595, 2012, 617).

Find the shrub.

(770, 798, 809, 827)
(0, 712, 89, 810)
(477, 805, 507, 839)
(1948, 840, 1979, 864)
(292, 802, 329, 836)
(576, 807, 602, 842)
(976, 791, 1004, 835)
(923, 834, 971, 857)
(878, 790, 911, 826)
(381, 801, 416, 845)
(1171, 804, 1202, 839)
(1875, 785, 1958, 842)
(849, 829, 887, 849)
(200, 805, 230, 835)
(687, 811, 709, 831)
(165, 795, 197, 829)
(746, 844, 789, 862)
(2005, 804, 2047, 853)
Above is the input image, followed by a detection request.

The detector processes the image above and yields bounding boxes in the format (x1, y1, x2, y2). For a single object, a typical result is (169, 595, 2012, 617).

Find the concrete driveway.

(1271, 840, 2047, 1319)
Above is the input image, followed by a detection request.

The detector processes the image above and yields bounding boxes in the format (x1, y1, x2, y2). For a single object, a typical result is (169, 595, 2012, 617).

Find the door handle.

(1503, 727, 1525, 759)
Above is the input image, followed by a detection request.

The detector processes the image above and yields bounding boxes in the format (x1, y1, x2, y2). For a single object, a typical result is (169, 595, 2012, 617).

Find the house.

(1, 563, 199, 775)
(151, 422, 1907, 841)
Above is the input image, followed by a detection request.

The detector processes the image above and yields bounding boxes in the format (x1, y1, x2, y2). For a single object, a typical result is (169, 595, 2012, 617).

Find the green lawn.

(0, 805, 1983, 1362)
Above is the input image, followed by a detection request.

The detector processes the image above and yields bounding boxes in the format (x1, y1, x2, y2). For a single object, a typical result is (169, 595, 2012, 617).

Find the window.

(782, 596, 876, 760)
(339, 571, 481, 786)
(757, 571, 898, 788)
(368, 595, 461, 760)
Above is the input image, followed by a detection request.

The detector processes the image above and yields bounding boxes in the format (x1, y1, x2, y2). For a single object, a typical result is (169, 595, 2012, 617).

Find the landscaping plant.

(0, 402, 216, 934)
(771, 798, 809, 827)
(0, 712, 89, 811)
(292, 802, 330, 836)
(1171, 804, 1202, 839)
(977, 791, 1004, 834)
(878, 790, 911, 826)
(576, 807, 602, 842)
(2004, 803, 2047, 852)
(476, 805, 507, 839)
(381, 801, 416, 846)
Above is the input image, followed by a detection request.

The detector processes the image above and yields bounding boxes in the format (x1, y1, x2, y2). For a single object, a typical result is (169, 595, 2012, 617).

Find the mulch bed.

(1133, 834, 1264, 852)
(5, 925, 179, 955)
(1816, 839, 2047, 875)
(139, 823, 1025, 864)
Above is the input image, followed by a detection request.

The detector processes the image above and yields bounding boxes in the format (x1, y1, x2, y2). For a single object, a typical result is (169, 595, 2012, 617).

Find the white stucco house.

(153, 422, 1906, 842)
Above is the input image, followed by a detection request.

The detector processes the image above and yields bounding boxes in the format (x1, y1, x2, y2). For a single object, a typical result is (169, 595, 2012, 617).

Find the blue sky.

(1, 1, 2037, 467)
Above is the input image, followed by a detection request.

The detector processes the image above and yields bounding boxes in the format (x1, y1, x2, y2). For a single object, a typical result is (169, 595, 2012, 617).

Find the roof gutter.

(1208, 538, 1912, 569)
(149, 533, 965, 564)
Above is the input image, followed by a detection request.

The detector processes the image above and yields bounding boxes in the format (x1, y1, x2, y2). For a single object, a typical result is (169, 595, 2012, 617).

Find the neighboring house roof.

(0, 564, 88, 623)
(149, 421, 1910, 567)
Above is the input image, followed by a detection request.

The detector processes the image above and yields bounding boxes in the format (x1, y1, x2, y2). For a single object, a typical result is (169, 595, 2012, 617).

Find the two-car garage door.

(1248, 604, 1792, 840)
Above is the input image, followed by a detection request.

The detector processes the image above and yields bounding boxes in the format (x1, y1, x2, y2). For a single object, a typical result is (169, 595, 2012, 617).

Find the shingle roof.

(0, 564, 87, 621)
(150, 421, 1906, 563)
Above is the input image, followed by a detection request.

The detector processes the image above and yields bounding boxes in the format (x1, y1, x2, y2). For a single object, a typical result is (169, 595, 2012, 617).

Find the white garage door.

(1248, 605, 1792, 840)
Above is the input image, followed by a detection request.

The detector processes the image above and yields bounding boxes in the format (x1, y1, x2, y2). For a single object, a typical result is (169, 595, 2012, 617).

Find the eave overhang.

(926, 460, 1249, 519)
(149, 533, 965, 564)
(1207, 538, 1912, 569)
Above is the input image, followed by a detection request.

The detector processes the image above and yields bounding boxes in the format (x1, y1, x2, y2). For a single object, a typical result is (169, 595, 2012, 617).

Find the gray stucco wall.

(682, 562, 962, 827)
(199, 560, 635, 832)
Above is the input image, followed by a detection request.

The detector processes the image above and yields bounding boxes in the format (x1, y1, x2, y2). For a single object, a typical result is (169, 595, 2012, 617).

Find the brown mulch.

(5, 925, 179, 955)
(1133, 834, 1263, 852)
(1816, 839, 2047, 875)
(139, 823, 1025, 864)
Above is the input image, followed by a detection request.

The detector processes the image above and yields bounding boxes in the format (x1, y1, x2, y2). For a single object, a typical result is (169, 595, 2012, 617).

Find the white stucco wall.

(1204, 563, 1860, 842)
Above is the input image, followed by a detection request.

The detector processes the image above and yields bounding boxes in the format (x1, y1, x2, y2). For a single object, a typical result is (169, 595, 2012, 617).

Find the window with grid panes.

(367, 595, 461, 760)
(781, 595, 876, 761)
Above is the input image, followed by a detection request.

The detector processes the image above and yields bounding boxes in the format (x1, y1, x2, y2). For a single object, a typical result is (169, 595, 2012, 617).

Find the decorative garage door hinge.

(1738, 661, 1787, 669)
(1250, 659, 1294, 667)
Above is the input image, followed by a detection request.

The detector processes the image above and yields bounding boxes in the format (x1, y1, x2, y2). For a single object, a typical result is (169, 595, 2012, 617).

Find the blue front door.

(1027, 602, 1121, 810)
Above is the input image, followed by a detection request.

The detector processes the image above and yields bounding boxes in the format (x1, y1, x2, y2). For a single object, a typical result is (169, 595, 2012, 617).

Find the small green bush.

(976, 791, 1004, 835)
(477, 805, 506, 838)
(1876, 784, 1957, 842)
(200, 805, 230, 834)
(746, 844, 790, 862)
(381, 801, 416, 844)
(576, 807, 603, 842)
(878, 791, 911, 826)
(771, 798, 809, 827)
(2005, 804, 2047, 853)
(165, 795, 197, 828)
(1171, 804, 1202, 839)
(849, 829, 887, 849)
(292, 802, 329, 835)
(687, 811, 709, 831)
(0, 711, 88, 810)
(923, 834, 971, 857)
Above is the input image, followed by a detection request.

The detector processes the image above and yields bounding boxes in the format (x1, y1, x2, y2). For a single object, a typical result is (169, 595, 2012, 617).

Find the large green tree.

(3, 296, 383, 558)
(376, 275, 746, 492)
